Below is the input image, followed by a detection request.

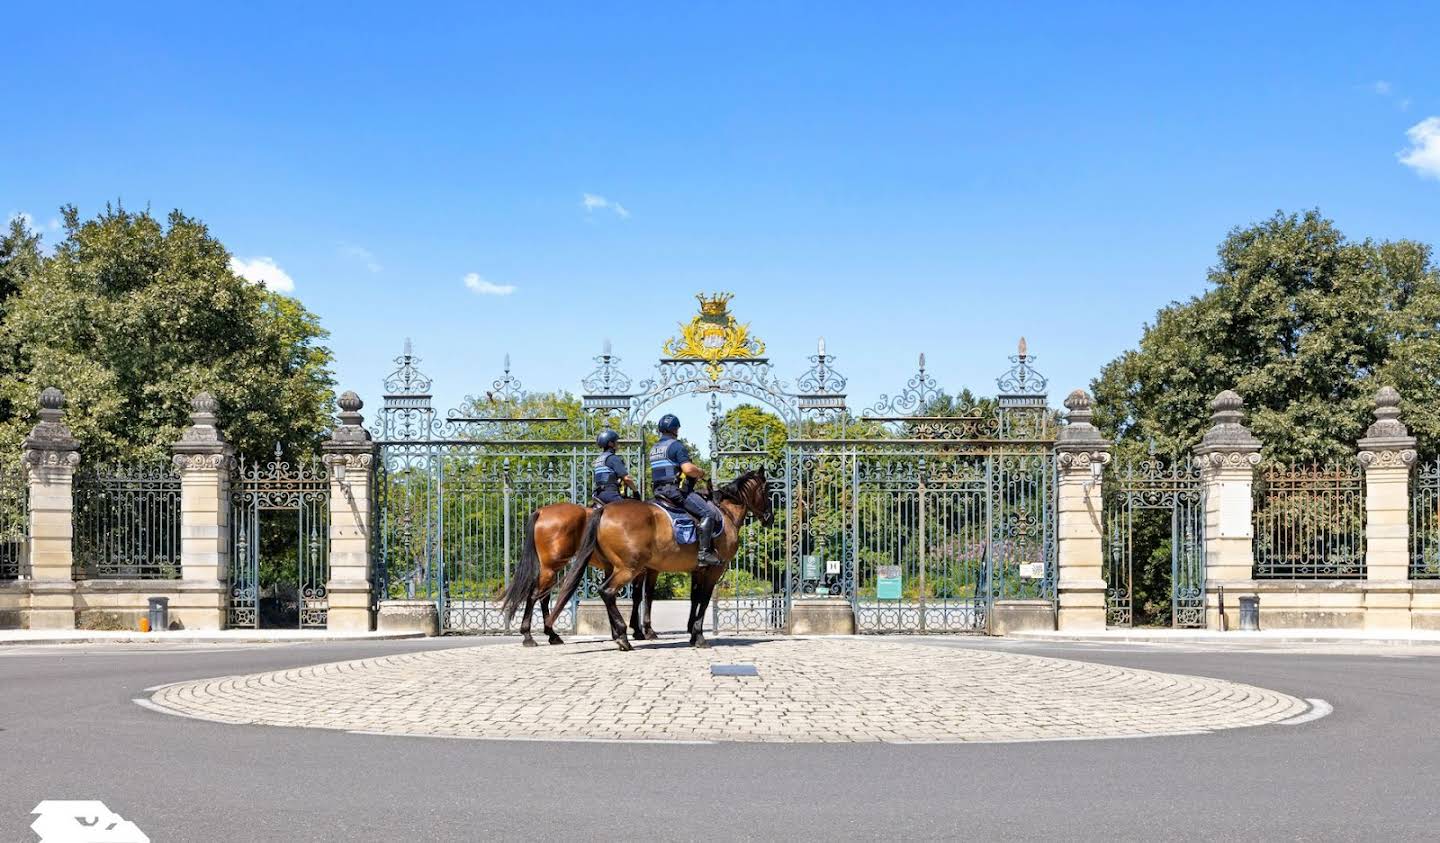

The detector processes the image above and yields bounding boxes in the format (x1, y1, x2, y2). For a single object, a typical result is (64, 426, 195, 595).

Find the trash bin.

(1237, 595, 1260, 631)
(147, 596, 170, 632)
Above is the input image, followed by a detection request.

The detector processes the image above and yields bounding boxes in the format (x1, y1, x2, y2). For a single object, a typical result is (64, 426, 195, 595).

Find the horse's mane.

(715, 468, 764, 504)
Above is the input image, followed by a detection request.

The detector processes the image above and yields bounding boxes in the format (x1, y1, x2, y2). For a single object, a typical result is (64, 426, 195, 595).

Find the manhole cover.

(710, 664, 759, 677)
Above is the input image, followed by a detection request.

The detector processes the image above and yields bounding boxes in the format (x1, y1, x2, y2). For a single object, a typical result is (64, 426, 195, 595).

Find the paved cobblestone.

(146, 638, 1309, 743)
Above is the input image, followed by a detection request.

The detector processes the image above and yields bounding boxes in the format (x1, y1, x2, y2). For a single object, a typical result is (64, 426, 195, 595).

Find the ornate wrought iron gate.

(1103, 455, 1205, 628)
(709, 419, 788, 632)
(370, 295, 1058, 637)
(373, 348, 636, 633)
(229, 450, 330, 628)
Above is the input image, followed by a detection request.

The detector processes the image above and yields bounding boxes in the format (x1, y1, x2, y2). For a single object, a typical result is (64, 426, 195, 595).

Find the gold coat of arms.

(662, 293, 766, 381)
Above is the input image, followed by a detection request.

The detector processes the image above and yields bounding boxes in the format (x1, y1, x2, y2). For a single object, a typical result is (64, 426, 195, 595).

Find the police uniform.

(593, 451, 629, 504)
(649, 435, 723, 561)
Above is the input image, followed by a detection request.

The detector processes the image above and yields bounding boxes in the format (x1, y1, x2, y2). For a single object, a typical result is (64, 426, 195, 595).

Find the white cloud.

(1367, 80, 1411, 111)
(463, 272, 516, 296)
(229, 256, 296, 293)
(581, 192, 630, 219)
(1399, 117, 1440, 180)
(339, 243, 382, 273)
(7, 212, 62, 233)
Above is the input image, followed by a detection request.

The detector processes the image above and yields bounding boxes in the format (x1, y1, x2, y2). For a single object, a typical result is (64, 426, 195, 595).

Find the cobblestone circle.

(147, 638, 1309, 743)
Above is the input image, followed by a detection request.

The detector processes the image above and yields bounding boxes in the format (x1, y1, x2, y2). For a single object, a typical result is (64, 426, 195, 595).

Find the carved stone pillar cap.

(325, 388, 373, 450)
(1056, 388, 1110, 454)
(38, 386, 65, 416)
(190, 391, 219, 424)
(1193, 389, 1260, 457)
(1358, 385, 1416, 465)
(337, 391, 364, 427)
(23, 387, 80, 457)
(173, 390, 231, 458)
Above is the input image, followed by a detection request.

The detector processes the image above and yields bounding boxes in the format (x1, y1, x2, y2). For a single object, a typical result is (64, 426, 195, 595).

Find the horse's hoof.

(616, 639, 634, 652)
(521, 637, 539, 648)
(691, 636, 710, 649)
(644, 629, 659, 641)
(547, 634, 564, 646)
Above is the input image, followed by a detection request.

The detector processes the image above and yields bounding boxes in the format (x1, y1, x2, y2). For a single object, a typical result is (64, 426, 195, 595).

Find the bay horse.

(546, 468, 774, 651)
(499, 503, 661, 646)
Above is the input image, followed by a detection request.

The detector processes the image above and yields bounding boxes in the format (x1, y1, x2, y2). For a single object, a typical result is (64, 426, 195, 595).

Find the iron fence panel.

(73, 463, 181, 580)
(1413, 461, 1440, 579)
(1253, 463, 1365, 579)
(0, 462, 26, 580)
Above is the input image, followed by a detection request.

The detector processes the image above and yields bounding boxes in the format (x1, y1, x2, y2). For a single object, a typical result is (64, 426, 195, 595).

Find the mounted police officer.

(592, 429, 637, 505)
(648, 414, 723, 566)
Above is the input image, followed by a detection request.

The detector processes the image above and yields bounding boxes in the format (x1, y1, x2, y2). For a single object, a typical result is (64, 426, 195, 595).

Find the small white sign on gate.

(1018, 562, 1045, 580)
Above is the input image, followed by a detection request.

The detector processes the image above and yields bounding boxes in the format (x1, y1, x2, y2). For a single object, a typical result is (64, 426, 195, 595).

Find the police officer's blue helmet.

(596, 429, 620, 449)
(657, 414, 681, 435)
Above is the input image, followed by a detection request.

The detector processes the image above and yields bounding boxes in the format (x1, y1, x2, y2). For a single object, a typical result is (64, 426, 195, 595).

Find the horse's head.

(717, 467, 774, 527)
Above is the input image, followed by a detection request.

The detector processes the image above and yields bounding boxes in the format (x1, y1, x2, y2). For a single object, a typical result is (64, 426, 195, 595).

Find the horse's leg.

(537, 564, 564, 645)
(690, 570, 719, 649)
(629, 578, 645, 641)
(519, 590, 539, 647)
(643, 569, 660, 640)
(686, 573, 706, 639)
(599, 568, 637, 652)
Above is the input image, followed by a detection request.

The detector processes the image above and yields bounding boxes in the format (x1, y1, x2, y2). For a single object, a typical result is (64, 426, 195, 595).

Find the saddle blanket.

(651, 500, 697, 546)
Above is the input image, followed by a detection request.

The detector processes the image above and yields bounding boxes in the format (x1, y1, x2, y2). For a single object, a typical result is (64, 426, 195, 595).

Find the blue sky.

(3, 2, 1438, 431)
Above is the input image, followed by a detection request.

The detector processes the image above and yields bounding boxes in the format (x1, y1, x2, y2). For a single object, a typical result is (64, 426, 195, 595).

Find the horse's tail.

(500, 508, 542, 623)
(553, 506, 605, 610)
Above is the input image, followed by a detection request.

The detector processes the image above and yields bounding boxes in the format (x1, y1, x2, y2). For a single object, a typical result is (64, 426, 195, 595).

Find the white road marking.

(132, 697, 252, 725)
(1279, 698, 1332, 726)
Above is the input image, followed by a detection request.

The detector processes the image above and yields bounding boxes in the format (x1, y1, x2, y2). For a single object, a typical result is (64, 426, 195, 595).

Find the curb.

(0, 632, 430, 646)
(1010, 632, 1440, 646)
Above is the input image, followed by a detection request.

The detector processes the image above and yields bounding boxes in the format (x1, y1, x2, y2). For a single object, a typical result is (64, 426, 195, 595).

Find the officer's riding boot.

(696, 516, 722, 567)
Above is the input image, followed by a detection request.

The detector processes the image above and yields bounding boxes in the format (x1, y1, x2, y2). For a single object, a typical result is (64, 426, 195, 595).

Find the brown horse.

(547, 468, 774, 650)
(499, 503, 661, 646)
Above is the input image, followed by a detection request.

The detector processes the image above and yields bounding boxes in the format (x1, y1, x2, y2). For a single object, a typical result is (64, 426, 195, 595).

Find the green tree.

(0, 218, 44, 443)
(1093, 210, 1440, 464)
(0, 204, 336, 462)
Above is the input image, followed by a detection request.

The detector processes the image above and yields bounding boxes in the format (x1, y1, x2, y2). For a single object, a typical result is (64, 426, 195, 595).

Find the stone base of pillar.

(1056, 580, 1106, 631)
(0, 581, 26, 629)
(28, 580, 76, 629)
(991, 598, 1057, 635)
(785, 598, 855, 635)
(1364, 582, 1413, 631)
(324, 579, 374, 632)
(576, 600, 614, 636)
(377, 600, 439, 636)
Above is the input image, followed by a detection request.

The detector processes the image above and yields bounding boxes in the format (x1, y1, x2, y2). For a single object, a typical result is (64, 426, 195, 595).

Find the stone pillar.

(1054, 390, 1110, 631)
(1193, 390, 1262, 630)
(1357, 386, 1417, 630)
(322, 392, 376, 632)
(22, 388, 80, 629)
(171, 392, 233, 630)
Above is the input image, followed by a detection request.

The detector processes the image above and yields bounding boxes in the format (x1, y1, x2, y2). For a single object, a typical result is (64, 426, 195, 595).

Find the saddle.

(649, 498, 697, 546)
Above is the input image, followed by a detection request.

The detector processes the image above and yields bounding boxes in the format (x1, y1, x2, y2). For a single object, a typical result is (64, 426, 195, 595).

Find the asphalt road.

(2, 635, 1438, 842)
